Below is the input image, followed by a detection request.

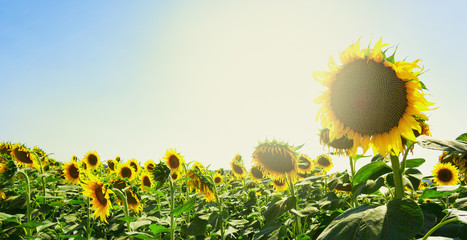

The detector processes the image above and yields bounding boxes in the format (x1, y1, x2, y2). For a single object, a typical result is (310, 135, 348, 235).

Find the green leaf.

(130, 220, 151, 231)
(149, 224, 170, 235)
(16, 221, 46, 228)
(317, 199, 423, 240)
(67, 200, 85, 205)
(171, 197, 196, 217)
(263, 196, 296, 224)
(353, 161, 392, 186)
(420, 186, 463, 199)
(119, 216, 138, 222)
(252, 223, 285, 240)
(126, 232, 155, 240)
(0, 212, 15, 221)
(405, 158, 425, 168)
(352, 177, 385, 197)
(297, 234, 311, 240)
(185, 215, 208, 236)
(416, 135, 467, 154)
(456, 133, 467, 142)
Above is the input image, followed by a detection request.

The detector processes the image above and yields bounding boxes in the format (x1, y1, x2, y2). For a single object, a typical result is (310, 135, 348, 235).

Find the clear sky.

(1, 1, 466, 175)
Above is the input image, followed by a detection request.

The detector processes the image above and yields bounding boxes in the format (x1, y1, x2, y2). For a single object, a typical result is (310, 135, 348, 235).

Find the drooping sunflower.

(250, 165, 264, 181)
(116, 162, 136, 180)
(32, 146, 48, 166)
(230, 161, 246, 179)
(81, 174, 113, 223)
(0, 142, 12, 155)
(432, 162, 459, 186)
(11, 144, 38, 169)
(127, 159, 141, 174)
(63, 160, 82, 185)
(314, 38, 433, 156)
(297, 154, 314, 174)
(192, 161, 207, 173)
(83, 151, 101, 169)
(144, 160, 156, 172)
(271, 178, 288, 192)
(252, 139, 298, 179)
(126, 188, 143, 213)
(140, 171, 154, 192)
(213, 173, 223, 185)
(315, 154, 333, 172)
(106, 159, 117, 173)
(319, 128, 354, 156)
(163, 148, 184, 172)
(186, 169, 215, 202)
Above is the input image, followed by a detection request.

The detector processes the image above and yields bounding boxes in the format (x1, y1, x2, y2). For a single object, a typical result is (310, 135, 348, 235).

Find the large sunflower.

(83, 151, 101, 170)
(230, 161, 246, 179)
(432, 162, 459, 186)
(116, 162, 136, 180)
(315, 154, 333, 172)
(82, 174, 113, 223)
(11, 144, 38, 169)
(252, 140, 298, 179)
(163, 148, 184, 172)
(63, 160, 82, 185)
(314, 38, 433, 156)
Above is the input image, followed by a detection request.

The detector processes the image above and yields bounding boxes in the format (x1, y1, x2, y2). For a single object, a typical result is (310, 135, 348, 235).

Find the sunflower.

(0, 142, 12, 155)
(271, 178, 288, 192)
(192, 161, 207, 173)
(0, 161, 6, 174)
(250, 165, 264, 181)
(115, 156, 121, 162)
(116, 162, 136, 180)
(171, 170, 180, 181)
(230, 161, 246, 179)
(163, 148, 184, 171)
(315, 154, 333, 172)
(252, 139, 298, 179)
(107, 159, 117, 173)
(297, 172, 308, 179)
(144, 160, 156, 172)
(126, 188, 142, 213)
(63, 160, 82, 185)
(11, 144, 38, 169)
(82, 174, 113, 223)
(297, 154, 314, 174)
(432, 162, 459, 186)
(83, 151, 101, 169)
(128, 159, 141, 174)
(314, 38, 433, 156)
(319, 128, 354, 156)
(213, 173, 223, 185)
(186, 170, 215, 202)
(140, 171, 154, 192)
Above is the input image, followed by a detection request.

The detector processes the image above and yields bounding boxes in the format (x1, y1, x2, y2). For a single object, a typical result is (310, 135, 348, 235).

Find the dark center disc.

(438, 168, 453, 183)
(169, 155, 180, 169)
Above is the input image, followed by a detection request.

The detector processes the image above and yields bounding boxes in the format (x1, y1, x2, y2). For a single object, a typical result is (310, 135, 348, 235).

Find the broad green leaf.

(171, 197, 196, 217)
(67, 200, 85, 205)
(297, 234, 311, 240)
(126, 232, 155, 240)
(119, 216, 138, 222)
(317, 199, 423, 240)
(185, 216, 208, 236)
(253, 223, 284, 240)
(149, 224, 170, 235)
(456, 133, 467, 142)
(405, 158, 425, 168)
(420, 186, 463, 199)
(318, 192, 345, 210)
(416, 135, 467, 154)
(352, 177, 385, 197)
(353, 161, 392, 186)
(0, 212, 15, 221)
(263, 196, 296, 224)
(16, 221, 46, 228)
(130, 220, 151, 231)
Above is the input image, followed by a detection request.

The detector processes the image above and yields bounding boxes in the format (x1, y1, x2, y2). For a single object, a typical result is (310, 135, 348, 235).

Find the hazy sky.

(1, 1, 466, 175)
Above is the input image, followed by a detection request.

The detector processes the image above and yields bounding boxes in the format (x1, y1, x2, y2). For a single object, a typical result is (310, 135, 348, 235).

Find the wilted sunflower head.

(11, 144, 38, 169)
(163, 148, 184, 171)
(116, 162, 136, 180)
(432, 162, 459, 186)
(250, 165, 264, 181)
(271, 178, 288, 192)
(144, 160, 156, 172)
(63, 160, 82, 185)
(192, 161, 207, 173)
(252, 139, 298, 179)
(127, 159, 141, 174)
(439, 151, 458, 165)
(314, 38, 434, 157)
(81, 174, 113, 223)
(186, 169, 215, 202)
(319, 128, 354, 156)
(151, 161, 171, 183)
(0, 142, 13, 155)
(213, 173, 223, 185)
(297, 154, 314, 174)
(315, 154, 333, 172)
(84, 151, 101, 169)
(230, 161, 246, 179)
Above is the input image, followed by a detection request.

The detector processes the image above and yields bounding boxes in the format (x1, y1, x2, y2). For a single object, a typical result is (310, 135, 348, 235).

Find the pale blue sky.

(1, 1, 466, 174)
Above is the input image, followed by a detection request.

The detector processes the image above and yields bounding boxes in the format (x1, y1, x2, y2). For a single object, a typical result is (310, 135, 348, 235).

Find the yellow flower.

(127, 159, 141, 174)
(230, 161, 246, 179)
(106, 159, 117, 173)
(314, 38, 433, 156)
(0, 142, 13, 155)
(0, 190, 5, 200)
(432, 162, 459, 186)
(186, 170, 215, 202)
(144, 160, 156, 172)
(11, 144, 38, 169)
(140, 171, 154, 192)
(319, 128, 354, 156)
(252, 140, 298, 179)
(315, 154, 333, 172)
(126, 188, 142, 213)
(63, 159, 82, 185)
(297, 154, 314, 174)
(192, 161, 207, 173)
(82, 174, 113, 223)
(271, 178, 288, 192)
(249, 165, 264, 182)
(116, 162, 136, 180)
(83, 151, 101, 169)
(171, 170, 181, 181)
(163, 148, 184, 172)
(213, 173, 223, 185)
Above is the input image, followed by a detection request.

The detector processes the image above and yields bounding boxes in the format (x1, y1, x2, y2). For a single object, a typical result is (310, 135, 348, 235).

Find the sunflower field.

(2, 39, 467, 240)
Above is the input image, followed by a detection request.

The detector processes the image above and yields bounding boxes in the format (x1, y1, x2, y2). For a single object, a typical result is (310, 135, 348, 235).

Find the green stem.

(113, 189, 132, 236)
(349, 156, 356, 179)
(400, 141, 414, 173)
(390, 155, 404, 199)
(422, 217, 459, 240)
(288, 175, 301, 236)
(86, 197, 91, 239)
(349, 156, 357, 208)
(169, 180, 176, 240)
(214, 186, 225, 240)
(17, 170, 32, 237)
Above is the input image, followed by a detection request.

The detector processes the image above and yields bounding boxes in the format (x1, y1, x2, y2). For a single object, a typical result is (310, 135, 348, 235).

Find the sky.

(1, 1, 466, 175)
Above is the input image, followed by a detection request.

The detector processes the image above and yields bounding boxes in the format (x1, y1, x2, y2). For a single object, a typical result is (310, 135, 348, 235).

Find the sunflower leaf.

(456, 133, 467, 142)
(416, 135, 467, 154)
(149, 224, 170, 235)
(263, 196, 296, 225)
(353, 161, 392, 186)
(171, 197, 196, 217)
(405, 158, 425, 168)
(419, 186, 464, 199)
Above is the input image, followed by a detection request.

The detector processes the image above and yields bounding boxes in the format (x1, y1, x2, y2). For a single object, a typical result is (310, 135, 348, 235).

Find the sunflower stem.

(113, 188, 132, 238)
(17, 170, 32, 237)
(86, 196, 91, 239)
(422, 217, 459, 240)
(169, 179, 176, 240)
(214, 184, 225, 240)
(348, 156, 357, 208)
(390, 155, 404, 199)
(400, 140, 414, 173)
(288, 175, 301, 236)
